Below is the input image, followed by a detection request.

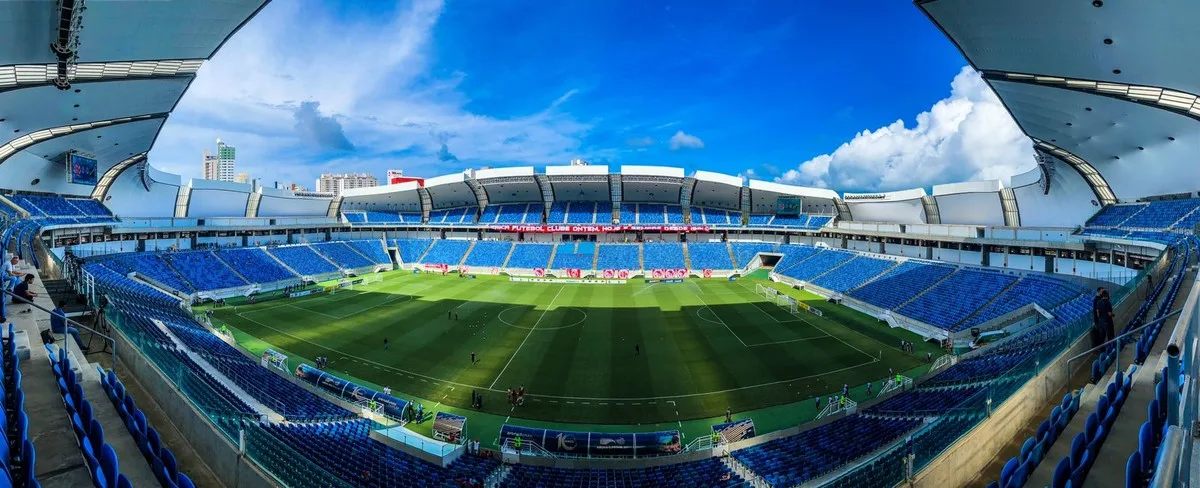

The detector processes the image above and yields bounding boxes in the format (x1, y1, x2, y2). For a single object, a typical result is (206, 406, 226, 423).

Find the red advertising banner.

(703, 269, 713, 278)
(423, 263, 449, 272)
(602, 269, 614, 279)
(459, 265, 470, 274)
(534, 268, 546, 277)
(618, 270, 629, 279)
(489, 224, 712, 233)
(566, 268, 582, 279)
(490, 267, 500, 275)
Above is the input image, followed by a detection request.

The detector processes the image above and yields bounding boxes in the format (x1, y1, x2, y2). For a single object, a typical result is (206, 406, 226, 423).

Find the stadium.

(0, 1, 1198, 488)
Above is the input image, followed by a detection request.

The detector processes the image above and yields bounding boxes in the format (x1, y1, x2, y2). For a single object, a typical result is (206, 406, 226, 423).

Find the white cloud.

(148, 0, 594, 185)
(668, 130, 705, 151)
(776, 66, 1035, 191)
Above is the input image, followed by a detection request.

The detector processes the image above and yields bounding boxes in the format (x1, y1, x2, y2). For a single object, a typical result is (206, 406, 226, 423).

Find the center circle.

(498, 306, 587, 330)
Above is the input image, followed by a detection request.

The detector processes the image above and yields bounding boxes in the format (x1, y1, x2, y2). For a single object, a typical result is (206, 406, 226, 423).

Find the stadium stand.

(686, 242, 733, 270)
(869, 387, 983, 415)
(547, 202, 568, 224)
(595, 202, 613, 224)
(699, 207, 732, 226)
(478, 205, 501, 224)
(772, 244, 821, 273)
(394, 238, 434, 264)
(847, 261, 955, 311)
(162, 251, 248, 291)
(566, 202, 596, 224)
(811, 255, 897, 292)
(343, 212, 366, 224)
(777, 249, 854, 281)
(501, 458, 743, 487)
(463, 240, 514, 267)
(642, 242, 685, 269)
(97, 364, 203, 488)
(310, 242, 375, 269)
(495, 204, 536, 224)
(1086, 204, 1147, 227)
(267, 245, 340, 276)
(1, 320, 33, 488)
(730, 241, 779, 268)
(732, 415, 921, 487)
(596, 244, 641, 270)
(897, 269, 1017, 332)
(345, 240, 392, 265)
(665, 205, 685, 224)
(962, 276, 1083, 328)
(506, 242, 553, 269)
(747, 214, 772, 226)
(552, 242, 594, 269)
(398, 212, 423, 223)
(364, 211, 402, 224)
(104, 253, 196, 293)
(638, 204, 666, 224)
(619, 204, 637, 224)
(422, 240, 473, 266)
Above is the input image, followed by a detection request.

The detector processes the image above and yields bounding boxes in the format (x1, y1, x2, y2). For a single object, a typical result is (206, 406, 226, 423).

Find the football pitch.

(209, 272, 937, 426)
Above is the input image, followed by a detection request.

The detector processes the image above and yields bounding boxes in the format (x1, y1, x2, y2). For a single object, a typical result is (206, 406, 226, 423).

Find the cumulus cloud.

(293, 101, 354, 150)
(668, 130, 705, 151)
(436, 143, 458, 162)
(776, 67, 1035, 191)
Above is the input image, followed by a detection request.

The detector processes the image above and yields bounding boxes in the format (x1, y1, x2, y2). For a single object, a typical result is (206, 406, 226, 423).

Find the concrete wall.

(113, 328, 278, 488)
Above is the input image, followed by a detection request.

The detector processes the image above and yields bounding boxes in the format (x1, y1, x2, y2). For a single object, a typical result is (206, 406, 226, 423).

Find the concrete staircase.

(637, 244, 645, 270)
(846, 260, 902, 293)
(264, 248, 304, 277)
(682, 243, 693, 269)
(415, 241, 436, 263)
(209, 250, 252, 285)
(501, 242, 518, 268)
(809, 254, 858, 283)
(546, 244, 559, 269)
(1170, 205, 1200, 229)
(726, 242, 739, 268)
(458, 240, 477, 267)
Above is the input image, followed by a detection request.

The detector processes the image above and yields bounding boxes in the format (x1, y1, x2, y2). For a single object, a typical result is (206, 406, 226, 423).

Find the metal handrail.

(3, 288, 117, 368)
(1063, 309, 1182, 384)
(1149, 426, 1183, 488)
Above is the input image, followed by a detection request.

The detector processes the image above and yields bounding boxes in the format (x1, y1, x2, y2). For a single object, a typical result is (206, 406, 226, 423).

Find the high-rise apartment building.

(201, 139, 236, 181)
(316, 173, 378, 195)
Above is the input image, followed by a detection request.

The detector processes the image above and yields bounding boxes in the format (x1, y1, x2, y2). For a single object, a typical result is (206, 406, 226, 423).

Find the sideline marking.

(488, 285, 566, 389)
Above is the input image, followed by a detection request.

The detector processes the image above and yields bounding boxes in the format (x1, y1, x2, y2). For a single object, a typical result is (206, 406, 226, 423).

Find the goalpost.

(756, 284, 799, 315)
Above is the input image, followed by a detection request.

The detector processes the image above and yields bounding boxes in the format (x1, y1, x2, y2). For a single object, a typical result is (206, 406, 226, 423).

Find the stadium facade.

(0, 1, 1198, 488)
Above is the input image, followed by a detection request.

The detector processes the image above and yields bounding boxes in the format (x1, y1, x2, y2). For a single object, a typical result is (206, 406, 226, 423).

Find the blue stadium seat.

(686, 242, 733, 269)
(596, 244, 640, 270)
(642, 242, 685, 269)
(507, 243, 554, 268)
(463, 241, 514, 267)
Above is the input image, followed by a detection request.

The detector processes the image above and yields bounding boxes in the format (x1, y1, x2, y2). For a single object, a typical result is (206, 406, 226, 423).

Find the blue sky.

(148, 0, 1035, 193)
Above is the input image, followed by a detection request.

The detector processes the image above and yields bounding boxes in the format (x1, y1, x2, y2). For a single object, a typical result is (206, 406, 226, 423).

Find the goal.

(362, 273, 383, 285)
(756, 284, 798, 315)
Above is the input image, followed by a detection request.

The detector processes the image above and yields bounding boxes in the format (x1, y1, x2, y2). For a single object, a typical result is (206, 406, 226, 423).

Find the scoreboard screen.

(775, 197, 803, 215)
(67, 152, 99, 185)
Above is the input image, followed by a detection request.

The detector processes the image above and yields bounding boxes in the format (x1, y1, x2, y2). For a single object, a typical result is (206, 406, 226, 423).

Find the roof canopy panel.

(0, 117, 165, 195)
(0, 0, 270, 65)
(991, 79, 1200, 198)
(0, 77, 190, 137)
(921, 0, 1200, 95)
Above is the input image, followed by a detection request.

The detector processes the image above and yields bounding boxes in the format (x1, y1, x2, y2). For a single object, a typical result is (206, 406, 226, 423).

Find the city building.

(234, 173, 251, 184)
(387, 169, 424, 186)
(201, 139, 236, 182)
(316, 172, 378, 195)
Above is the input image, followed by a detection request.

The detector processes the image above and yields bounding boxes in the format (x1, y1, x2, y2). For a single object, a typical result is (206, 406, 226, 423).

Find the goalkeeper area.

(207, 271, 939, 429)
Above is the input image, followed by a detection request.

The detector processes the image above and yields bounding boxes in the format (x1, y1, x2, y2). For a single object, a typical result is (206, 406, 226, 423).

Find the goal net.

(362, 273, 383, 285)
(757, 284, 799, 315)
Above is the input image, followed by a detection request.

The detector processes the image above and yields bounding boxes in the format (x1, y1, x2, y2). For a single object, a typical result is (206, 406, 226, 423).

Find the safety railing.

(2, 287, 117, 367)
(1160, 236, 1199, 487)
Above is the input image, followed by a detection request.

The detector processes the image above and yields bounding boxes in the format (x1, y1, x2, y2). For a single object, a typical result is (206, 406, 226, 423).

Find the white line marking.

(744, 335, 830, 347)
(695, 295, 747, 347)
(488, 285, 566, 389)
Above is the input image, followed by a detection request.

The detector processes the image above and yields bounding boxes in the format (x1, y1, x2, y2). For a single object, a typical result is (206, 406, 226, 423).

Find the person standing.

(725, 407, 732, 423)
(471, 352, 477, 365)
(1096, 289, 1115, 343)
(384, 337, 390, 350)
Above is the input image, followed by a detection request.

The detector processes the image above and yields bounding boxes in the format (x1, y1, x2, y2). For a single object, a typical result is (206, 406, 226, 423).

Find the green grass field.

(209, 272, 939, 435)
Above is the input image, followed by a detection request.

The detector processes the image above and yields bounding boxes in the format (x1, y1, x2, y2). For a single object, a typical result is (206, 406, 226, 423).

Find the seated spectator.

(2, 256, 19, 296)
(51, 300, 86, 350)
(12, 274, 36, 312)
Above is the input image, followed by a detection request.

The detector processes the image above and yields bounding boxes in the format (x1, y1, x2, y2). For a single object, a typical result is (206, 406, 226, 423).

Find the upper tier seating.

(216, 248, 297, 283)
(422, 240, 472, 265)
(162, 251, 248, 291)
(638, 204, 666, 224)
(1086, 204, 1146, 227)
(566, 202, 596, 224)
(643, 242, 685, 269)
(11, 194, 113, 217)
(774, 244, 822, 272)
(310, 242, 375, 269)
(552, 243, 594, 269)
(812, 255, 896, 292)
(686, 242, 733, 269)
(267, 245, 340, 276)
(732, 415, 921, 487)
(748, 214, 772, 226)
(596, 244, 640, 270)
(478, 205, 501, 224)
(345, 240, 391, 265)
(507, 243, 554, 268)
(769, 214, 807, 227)
(463, 241, 513, 267)
(394, 239, 434, 263)
(869, 386, 983, 414)
(1121, 198, 1200, 229)
(364, 211, 401, 223)
(808, 216, 833, 227)
(495, 204, 537, 224)
(666, 205, 684, 224)
(619, 204, 637, 224)
(595, 202, 613, 223)
(502, 458, 743, 488)
(731, 241, 779, 268)
(398, 212, 423, 223)
(847, 261, 954, 310)
(343, 212, 366, 224)
(700, 207, 732, 225)
(897, 269, 1017, 331)
(777, 250, 854, 281)
(547, 202, 568, 224)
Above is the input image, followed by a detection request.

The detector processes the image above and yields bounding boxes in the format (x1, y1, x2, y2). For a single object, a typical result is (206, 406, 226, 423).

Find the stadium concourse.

(2, 1, 1200, 488)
